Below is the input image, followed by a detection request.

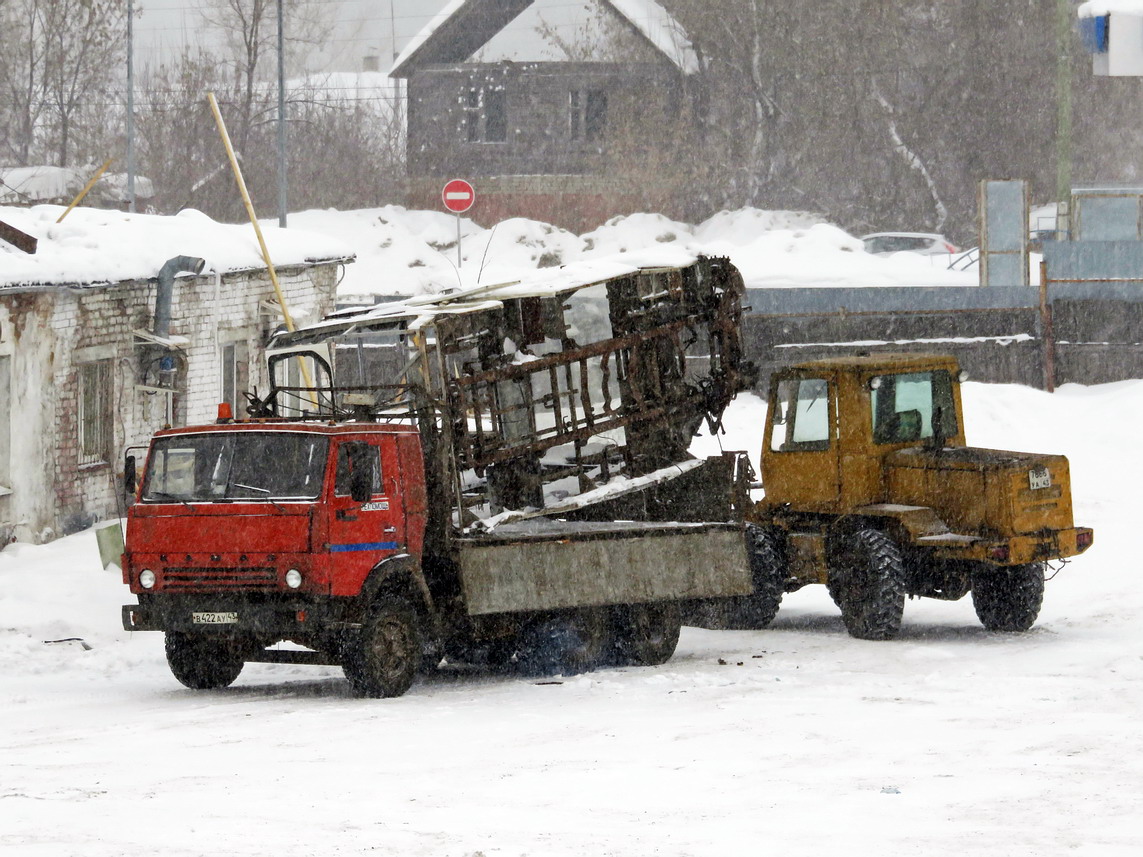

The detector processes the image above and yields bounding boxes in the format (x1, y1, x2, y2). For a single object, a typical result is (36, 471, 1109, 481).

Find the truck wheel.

(971, 563, 1045, 632)
(716, 525, 785, 630)
(832, 529, 906, 641)
(343, 598, 421, 698)
(517, 610, 607, 676)
(165, 632, 245, 690)
(613, 602, 682, 666)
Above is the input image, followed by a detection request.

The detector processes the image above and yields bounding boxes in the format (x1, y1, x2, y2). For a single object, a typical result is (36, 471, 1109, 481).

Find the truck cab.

(123, 421, 431, 685)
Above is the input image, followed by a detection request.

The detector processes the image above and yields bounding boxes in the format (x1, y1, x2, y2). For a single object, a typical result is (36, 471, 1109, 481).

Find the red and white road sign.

(442, 179, 475, 213)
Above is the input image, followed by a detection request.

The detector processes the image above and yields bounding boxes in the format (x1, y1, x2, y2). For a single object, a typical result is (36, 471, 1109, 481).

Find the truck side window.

(335, 442, 382, 496)
(770, 377, 831, 452)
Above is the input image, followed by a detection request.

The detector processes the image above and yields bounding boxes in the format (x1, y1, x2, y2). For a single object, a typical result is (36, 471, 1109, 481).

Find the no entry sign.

(442, 179, 475, 213)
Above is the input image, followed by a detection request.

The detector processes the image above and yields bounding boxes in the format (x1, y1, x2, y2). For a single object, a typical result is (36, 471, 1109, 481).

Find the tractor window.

(871, 371, 958, 444)
(770, 377, 831, 452)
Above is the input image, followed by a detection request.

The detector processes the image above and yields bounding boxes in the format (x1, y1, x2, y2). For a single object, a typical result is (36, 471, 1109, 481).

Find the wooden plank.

(0, 219, 37, 254)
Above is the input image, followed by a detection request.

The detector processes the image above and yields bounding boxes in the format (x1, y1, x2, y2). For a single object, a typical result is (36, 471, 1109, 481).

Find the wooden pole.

(1039, 259, 1056, 393)
(207, 92, 317, 401)
(56, 158, 115, 223)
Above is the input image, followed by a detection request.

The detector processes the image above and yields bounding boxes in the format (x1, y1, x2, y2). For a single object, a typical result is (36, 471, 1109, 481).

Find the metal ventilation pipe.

(153, 255, 207, 339)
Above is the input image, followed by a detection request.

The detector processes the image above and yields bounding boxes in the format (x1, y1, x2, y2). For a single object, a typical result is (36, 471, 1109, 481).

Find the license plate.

(192, 611, 238, 625)
(1028, 467, 1051, 490)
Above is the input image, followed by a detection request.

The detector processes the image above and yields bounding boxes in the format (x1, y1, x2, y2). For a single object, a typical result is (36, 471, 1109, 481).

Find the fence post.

(1039, 260, 1056, 392)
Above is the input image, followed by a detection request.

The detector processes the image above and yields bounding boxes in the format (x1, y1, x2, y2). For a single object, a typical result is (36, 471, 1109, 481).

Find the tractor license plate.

(1028, 467, 1051, 490)
(192, 611, 238, 625)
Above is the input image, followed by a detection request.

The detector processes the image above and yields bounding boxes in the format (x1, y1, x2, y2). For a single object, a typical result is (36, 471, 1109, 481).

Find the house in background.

(0, 206, 352, 543)
(392, 0, 700, 233)
(1, 165, 156, 210)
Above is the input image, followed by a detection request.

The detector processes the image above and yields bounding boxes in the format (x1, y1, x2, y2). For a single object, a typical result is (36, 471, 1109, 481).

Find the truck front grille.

(162, 567, 277, 592)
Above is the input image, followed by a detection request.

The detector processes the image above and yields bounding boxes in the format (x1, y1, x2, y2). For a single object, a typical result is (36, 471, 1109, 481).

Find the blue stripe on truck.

(330, 542, 399, 553)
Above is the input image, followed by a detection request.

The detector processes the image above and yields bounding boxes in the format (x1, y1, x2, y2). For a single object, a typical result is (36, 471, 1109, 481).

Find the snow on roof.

(392, 0, 698, 76)
(0, 205, 354, 290)
(1078, 1, 1143, 17)
(607, 0, 699, 74)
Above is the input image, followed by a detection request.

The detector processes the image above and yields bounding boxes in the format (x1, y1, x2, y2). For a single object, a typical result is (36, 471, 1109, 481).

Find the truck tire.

(165, 632, 245, 690)
(343, 598, 421, 698)
(517, 610, 607, 677)
(832, 528, 906, 641)
(613, 602, 682, 666)
(716, 525, 785, 630)
(971, 563, 1045, 632)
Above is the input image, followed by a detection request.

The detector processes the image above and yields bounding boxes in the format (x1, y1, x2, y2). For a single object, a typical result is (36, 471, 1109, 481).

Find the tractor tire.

(343, 598, 421, 698)
(971, 563, 1045, 632)
(165, 631, 245, 690)
(831, 528, 906, 641)
(516, 610, 608, 677)
(715, 525, 786, 630)
(612, 602, 682, 666)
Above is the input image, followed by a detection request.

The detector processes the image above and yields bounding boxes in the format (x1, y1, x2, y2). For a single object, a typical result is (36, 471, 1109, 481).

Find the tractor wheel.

(716, 525, 786, 630)
(971, 563, 1045, 632)
(516, 610, 608, 677)
(831, 528, 906, 641)
(343, 598, 421, 698)
(165, 632, 245, 690)
(613, 602, 682, 666)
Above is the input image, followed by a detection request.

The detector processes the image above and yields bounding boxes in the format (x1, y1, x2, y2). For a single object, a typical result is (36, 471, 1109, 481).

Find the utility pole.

(277, 0, 288, 227)
(1056, 0, 1073, 214)
(127, 0, 136, 213)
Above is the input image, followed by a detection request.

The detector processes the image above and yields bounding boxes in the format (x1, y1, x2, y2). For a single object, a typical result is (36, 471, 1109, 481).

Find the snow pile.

(0, 204, 354, 288)
(290, 205, 979, 303)
(1078, 1, 1143, 18)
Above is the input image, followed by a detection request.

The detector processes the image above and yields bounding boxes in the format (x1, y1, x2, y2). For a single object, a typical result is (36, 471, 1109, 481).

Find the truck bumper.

(122, 595, 351, 635)
(928, 526, 1094, 566)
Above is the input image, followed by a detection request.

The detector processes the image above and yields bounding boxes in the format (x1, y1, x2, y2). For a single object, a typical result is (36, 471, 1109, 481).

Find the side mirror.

(124, 455, 137, 496)
(772, 401, 785, 425)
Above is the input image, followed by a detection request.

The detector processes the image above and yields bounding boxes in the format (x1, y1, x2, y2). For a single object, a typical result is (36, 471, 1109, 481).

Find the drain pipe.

(151, 255, 206, 388)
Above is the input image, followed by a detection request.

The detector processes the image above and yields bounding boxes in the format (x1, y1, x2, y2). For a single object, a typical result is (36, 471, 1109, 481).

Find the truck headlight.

(139, 569, 156, 589)
(285, 569, 303, 589)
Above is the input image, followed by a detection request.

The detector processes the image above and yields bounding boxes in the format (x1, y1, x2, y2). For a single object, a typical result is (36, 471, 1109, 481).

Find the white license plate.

(1028, 467, 1051, 490)
(192, 611, 238, 625)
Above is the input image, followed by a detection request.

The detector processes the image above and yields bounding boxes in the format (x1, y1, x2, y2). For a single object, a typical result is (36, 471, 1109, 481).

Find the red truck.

(122, 255, 767, 697)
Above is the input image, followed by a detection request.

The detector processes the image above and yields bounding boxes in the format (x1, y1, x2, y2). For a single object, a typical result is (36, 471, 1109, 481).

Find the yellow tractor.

(733, 353, 1093, 640)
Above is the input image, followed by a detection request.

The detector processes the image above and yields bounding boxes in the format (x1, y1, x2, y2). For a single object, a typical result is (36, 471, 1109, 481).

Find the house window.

(78, 360, 113, 465)
(0, 356, 10, 493)
(462, 86, 508, 143)
(570, 89, 608, 141)
(221, 340, 250, 416)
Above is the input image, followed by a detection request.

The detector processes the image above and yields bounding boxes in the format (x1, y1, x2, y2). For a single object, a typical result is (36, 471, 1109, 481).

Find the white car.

(862, 232, 960, 256)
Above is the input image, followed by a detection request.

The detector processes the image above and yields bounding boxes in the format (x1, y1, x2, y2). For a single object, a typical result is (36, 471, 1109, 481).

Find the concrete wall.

(0, 262, 339, 544)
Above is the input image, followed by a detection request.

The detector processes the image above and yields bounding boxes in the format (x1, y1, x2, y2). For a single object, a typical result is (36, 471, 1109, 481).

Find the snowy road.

(3, 382, 1141, 856)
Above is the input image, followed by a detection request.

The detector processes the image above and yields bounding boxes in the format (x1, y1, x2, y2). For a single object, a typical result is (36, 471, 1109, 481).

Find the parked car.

(862, 232, 960, 256)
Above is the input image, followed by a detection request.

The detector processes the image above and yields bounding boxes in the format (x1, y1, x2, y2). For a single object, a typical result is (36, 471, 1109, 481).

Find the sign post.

(442, 178, 475, 269)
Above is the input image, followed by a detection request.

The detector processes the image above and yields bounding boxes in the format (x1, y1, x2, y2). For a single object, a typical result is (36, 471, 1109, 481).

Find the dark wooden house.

(391, 0, 700, 232)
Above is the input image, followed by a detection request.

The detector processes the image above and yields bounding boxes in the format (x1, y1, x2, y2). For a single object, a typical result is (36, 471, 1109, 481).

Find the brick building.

(0, 206, 352, 543)
(392, 0, 700, 232)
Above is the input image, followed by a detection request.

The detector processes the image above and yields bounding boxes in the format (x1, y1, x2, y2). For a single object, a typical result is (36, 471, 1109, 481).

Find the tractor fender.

(359, 553, 434, 616)
(828, 504, 952, 549)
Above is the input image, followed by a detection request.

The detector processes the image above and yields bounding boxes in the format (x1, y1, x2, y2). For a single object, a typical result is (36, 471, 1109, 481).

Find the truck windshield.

(141, 432, 330, 502)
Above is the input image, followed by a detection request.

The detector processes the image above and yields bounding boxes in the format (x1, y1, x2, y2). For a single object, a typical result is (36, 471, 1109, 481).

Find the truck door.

(762, 373, 841, 510)
(327, 437, 405, 596)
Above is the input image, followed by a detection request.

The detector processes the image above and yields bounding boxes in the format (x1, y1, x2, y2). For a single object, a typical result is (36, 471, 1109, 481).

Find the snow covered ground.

(286, 206, 980, 301)
(2, 380, 1139, 856)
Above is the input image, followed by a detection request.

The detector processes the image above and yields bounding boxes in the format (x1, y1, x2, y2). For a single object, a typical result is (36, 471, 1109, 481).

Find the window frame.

(78, 359, 113, 466)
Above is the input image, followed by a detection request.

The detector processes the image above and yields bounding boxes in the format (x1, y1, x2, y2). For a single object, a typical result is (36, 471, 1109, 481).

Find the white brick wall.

(0, 260, 340, 543)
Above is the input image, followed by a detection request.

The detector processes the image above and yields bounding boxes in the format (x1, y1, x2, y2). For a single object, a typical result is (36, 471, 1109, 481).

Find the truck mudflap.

(121, 596, 350, 635)
(455, 521, 753, 616)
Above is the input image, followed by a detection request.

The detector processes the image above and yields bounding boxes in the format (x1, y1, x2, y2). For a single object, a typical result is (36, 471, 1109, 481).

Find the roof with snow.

(1079, 1, 1143, 16)
(391, 0, 699, 77)
(0, 205, 354, 291)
